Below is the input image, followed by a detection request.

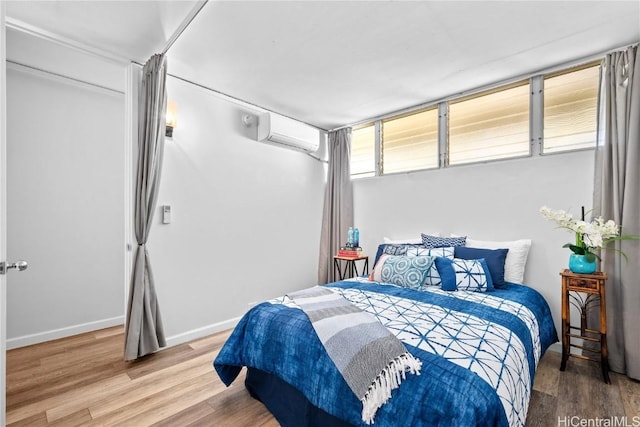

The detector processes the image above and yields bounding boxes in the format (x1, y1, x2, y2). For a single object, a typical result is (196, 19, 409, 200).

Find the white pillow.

(383, 232, 440, 244)
(464, 237, 532, 284)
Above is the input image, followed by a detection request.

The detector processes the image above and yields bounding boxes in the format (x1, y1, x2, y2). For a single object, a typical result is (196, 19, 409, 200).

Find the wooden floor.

(6, 326, 640, 426)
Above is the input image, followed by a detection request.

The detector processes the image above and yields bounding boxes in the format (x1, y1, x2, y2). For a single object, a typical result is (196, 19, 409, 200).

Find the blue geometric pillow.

(382, 244, 410, 256)
(406, 246, 455, 259)
(421, 234, 467, 249)
(374, 243, 424, 266)
(404, 247, 454, 287)
(370, 254, 436, 291)
(435, 257, 494, 292)
(454, 246, 509, 288)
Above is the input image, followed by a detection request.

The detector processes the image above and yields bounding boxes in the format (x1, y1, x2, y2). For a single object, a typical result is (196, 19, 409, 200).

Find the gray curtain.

(592, 44, 640, 379)
(124, 54, 167, 361)
(318, 128, 354, 284)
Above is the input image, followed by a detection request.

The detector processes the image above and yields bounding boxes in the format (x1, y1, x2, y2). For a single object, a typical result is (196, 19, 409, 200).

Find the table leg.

(601, 333, 610, 384)
(560, 285, 569, 371)
(334, 258, 343, 281)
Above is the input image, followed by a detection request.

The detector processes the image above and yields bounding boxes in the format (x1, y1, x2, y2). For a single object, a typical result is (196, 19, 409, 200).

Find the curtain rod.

(161, 0, 209, 56)
(131, 60, 330, 133)
(329, 41, 639, 132)
(168, 73, 331, 132)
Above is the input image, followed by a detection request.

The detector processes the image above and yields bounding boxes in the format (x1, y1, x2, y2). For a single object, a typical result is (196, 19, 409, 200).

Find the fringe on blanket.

(361, 352, 422, 425)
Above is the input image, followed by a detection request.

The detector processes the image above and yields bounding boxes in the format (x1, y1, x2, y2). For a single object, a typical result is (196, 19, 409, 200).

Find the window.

(351, 124, 375, 178)
(347, 61, 600, 178)
(381, 108, 438, 174)
(448, 82, 530, 165)
(543, 65, 599, 153)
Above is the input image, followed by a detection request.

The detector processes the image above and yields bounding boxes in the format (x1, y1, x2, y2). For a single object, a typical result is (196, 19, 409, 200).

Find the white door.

(1, 2, 7, 424)
(0, 10, 30, 420)
(0, 17, 131, 422)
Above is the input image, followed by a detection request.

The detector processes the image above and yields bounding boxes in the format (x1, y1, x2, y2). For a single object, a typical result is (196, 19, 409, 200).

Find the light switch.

(162, 205, 171, 224)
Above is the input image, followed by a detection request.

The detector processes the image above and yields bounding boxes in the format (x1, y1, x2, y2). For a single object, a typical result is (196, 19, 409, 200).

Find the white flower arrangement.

(540, 206, 631, 262)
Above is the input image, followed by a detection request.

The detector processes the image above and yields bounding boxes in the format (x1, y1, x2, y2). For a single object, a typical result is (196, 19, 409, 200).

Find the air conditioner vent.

(256, 113, 320, 153)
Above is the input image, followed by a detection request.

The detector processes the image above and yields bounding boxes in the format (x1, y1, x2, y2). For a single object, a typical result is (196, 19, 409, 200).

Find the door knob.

(0, 260, 28, 275)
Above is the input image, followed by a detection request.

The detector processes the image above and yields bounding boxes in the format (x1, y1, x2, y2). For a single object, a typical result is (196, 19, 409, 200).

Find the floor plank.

(525, 390, 557, 427)
(6, 326, 639, 426)
(532, 350, 560, 396)
(148, 401, 215, 427)
(618, 372, 640, 418)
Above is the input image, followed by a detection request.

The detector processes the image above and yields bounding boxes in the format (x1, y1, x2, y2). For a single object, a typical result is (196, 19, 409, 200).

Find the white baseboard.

(7, 315, 242, 351)
(164, 317, 242, 348)
(6, 315, 125, 350)
(6, 314, 562, 362)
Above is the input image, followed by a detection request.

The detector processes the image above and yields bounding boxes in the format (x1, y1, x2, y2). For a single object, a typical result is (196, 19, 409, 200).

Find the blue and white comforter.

(215, 279, 557, 426)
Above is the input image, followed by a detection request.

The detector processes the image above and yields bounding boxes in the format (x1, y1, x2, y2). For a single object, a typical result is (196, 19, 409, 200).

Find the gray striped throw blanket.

(287, 286, 421, 424)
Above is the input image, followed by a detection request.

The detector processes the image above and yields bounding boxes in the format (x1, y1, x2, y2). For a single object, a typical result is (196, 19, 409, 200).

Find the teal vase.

(568, 254, 596, 274)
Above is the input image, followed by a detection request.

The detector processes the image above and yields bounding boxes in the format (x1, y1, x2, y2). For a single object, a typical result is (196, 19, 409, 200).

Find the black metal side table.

(333, 255, 369, 280)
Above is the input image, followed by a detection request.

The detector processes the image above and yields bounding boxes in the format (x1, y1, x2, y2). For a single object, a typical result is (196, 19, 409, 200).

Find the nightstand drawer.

(566, 277, 600, 291)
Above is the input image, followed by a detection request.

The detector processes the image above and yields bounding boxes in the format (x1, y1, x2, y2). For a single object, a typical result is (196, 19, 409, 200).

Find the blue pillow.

(421, 234, 466, 248)
(383, 244, 410, 256)
(454, 247, 509, 288)
(373, 243, 424, 266)
(435, 257, 494, 292)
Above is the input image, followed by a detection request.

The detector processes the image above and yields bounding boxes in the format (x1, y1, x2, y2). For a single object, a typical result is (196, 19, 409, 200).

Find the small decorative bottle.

(353, 227, 360, 248)
(347, 227, 354, 247)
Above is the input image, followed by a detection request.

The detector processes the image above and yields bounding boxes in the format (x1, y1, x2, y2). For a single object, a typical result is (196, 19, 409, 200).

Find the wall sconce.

(166, 101, 177, 138)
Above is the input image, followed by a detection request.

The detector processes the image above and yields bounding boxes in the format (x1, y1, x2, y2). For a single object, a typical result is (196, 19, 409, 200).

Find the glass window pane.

(449, 83, 530, 165)
(382, 109, 438, 174)
(351, 124, 375, 178)
(544, 65, 599, 153)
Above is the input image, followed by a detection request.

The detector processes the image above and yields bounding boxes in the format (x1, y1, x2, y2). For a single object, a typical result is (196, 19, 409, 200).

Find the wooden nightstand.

(333, 255, 369, 280)
(559, 269, 609, 383)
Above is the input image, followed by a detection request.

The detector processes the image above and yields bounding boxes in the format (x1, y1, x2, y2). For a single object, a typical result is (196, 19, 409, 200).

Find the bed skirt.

(245, 367, 354, 427)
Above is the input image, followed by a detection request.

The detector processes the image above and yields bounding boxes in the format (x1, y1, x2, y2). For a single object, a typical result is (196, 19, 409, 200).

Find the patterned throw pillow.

(374, 243, 423, 266)
(405, 247, 454, 287)
(369, 254, 436, 291)
(406, 246, 454, 259)
(454, 246, 509, 288)
(435, 257, 494, 292)
(421, 234, 467, 249)
(382, 244, 410, 256)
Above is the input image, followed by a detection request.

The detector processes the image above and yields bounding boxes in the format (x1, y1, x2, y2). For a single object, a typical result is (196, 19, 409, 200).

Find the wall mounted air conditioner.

(254, 112, 320, 153)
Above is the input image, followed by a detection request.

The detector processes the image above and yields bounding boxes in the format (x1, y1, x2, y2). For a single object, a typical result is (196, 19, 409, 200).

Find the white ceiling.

(6, 1, 640, 130)
(5, 0, 204, 62)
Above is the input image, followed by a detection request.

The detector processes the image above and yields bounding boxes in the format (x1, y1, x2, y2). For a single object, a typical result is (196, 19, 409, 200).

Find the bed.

(214, 242, 557, 427)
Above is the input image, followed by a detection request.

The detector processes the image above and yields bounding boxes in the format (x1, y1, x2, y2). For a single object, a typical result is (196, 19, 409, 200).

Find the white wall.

(147, 75, 326, 345)
(5, 31, 126, 347)
(3, 25, 589, 354)
(3, 28, 325, 349)
(353, 150, 595, 338)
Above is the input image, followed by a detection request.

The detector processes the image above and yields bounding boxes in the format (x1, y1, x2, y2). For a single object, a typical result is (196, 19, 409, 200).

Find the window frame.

(350, 123, 377, 179)
(540, 61, 601, 156)
(348, 59, 601, 179)
(380, 106, 440, 175)
(446, 79, 532, 167)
